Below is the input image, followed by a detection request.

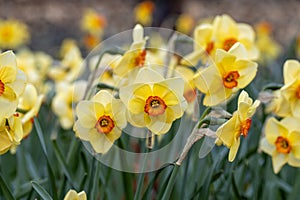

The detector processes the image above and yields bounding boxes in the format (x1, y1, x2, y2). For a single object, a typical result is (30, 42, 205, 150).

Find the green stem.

(133, 152, 149, 200)
(161, 164, 180, 200)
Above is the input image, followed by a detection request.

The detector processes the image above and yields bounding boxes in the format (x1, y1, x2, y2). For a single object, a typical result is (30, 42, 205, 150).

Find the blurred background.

(0, 0, 299, 56)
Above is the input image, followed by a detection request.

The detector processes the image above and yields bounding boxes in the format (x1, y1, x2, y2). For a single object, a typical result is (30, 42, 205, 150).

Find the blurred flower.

(119, 68, 187, 135)
(81, 9, 106, 36)
(0, 51, 27, 118)
(48, 41, 83, 83)
(114, 24, 147, 77)
(64, 189, 87, 200)
(193, 43, 258, 106)
(17, 84, 44, 138)
(134, 1, 155, 26)
(175, 14, 195, 35)
(52, 81, 87, 130)
(0, 19, 30, 49)
(74, 90, 126, 154)
(268, 60, 300, 118)
(254, 22, 281, 64)
(83, 33, 101, 50)
(181, 14, 258, 66)
(216, 90, 260, 161)
(260, 117, 300, 173)
(0, 114, 23, 155)
(17, 49, 52, 92)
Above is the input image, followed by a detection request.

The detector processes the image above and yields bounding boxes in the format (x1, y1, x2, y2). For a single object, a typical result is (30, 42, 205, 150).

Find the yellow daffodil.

(52, 81, 87, 129)
(74, 90, 126, 154)
(193, 43, 258, 106)
(260, 117, 300, 173)
(0, 114, 23, 155)
(119, 68, 187, 135)
(48, 42, 83, 83)
(64, 189, 87, 200)
(134, 1, 155, 26)
(17, 84, 44, 138)
(0, 19, 30, 49)
(80, 9, 106, 36)
(216, 90, 260, 161)
(0, 51, 27, 118)
(181, 14, 258, 66)
(175, 14, 195, 35)
(113, 24, 147, 77)
(254, 22, 281, 64)
(83, 33, 101, 50)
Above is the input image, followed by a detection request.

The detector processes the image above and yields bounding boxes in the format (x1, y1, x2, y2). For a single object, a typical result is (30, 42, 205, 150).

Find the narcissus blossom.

(113, 24, 148, 77)
(260, 117, 300, 173)
(216, 90, 260, 161)
(64, 189, 87, 200)
(193, 43, 258, 106)
(74, 90, 126, 154)
(0, 114, 23, 155)
(119, 68, 187, 135)
(17, 84, 44, 138)
(80, 9, 106, 36)
(0, 51, 26, 118)
(134, 1, 154, 26)
(52, 81, 87, 129)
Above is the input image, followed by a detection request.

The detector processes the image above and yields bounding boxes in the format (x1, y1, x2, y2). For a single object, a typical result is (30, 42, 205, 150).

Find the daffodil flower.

(80, 9, 106, 36)
(260, 117, 300, 173)
(64, 189, 87, 200)
(113, 24, 148, 77)
(52, 81, 87, 129)
(134, 1, 154, 26)
(193, 43, 258, 106)
(216, 90, 260, 161)
(18, 84, 44, 138)
(0, 114, 23, 155)
(74, 90, 126, 154)
(0, 51, 27, 118)
(119, 68, 187, 135)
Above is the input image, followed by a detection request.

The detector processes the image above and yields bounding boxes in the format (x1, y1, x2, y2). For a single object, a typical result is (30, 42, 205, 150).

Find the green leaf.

(31, 181, 53, 200)
(0, 173, 15, 200)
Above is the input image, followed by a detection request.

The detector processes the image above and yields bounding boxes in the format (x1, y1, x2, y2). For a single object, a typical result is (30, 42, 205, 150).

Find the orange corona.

(223, 71, 240, 89)
(0, 80, 4, 96)
(144, 96, 167, 116)
(223, 38, 237, 51)
(275, 136, 291, 154)
(241, 118, 252, 137)
(135, 50, 146, 67)
(95, 115, 115, 134)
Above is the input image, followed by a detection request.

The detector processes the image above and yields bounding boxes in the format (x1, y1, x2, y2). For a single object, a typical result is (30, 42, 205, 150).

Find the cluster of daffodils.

(0, 51, 44, 154)
(261, 60, 300, 173)
(73, 15, 261, 159)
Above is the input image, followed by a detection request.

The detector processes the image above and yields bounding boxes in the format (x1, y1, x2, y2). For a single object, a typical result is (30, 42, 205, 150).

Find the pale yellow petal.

(272, 152, 288, 174)
(216, 113, 240, 147)
(127, 111, 146, 127)
(260, 137, 275, 155)
(8, 69, 26, 96)
(133, 84, 152, 101)
(78, 191, 87, 200)
(283, 60, 300, 84)
(0, 65, 16, 83)
(89, 129, 114, 154)
(0, 130, 11, 155)
(228, 42, 248, 60)
(133, 24, 144, 43)
(64, 190, 78, 200)
(76, 101, 102, 128)
(147, 117, 172, 135)
(0, 98, 18, 118)
(203, 87, 232, 106)
(265, 117, 289, 144)
(134, 67, 164, 83)
(92, 90, 113, 106)
(234, 59, 257, 88)
(281, 117, 300, 133)
(288, 154, 300, 167)
(1, 85, 17, 101)
(128, 98, 145, 114)
(228, 137, 240, 162)
(106, 128, 122, 142)
(0, 51, 17, 70)
(73, 121, 90, 140)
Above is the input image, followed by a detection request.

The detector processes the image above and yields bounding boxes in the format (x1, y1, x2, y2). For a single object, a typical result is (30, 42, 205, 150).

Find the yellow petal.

(7, 69, 26, 97)
(283, 60, 300, 84)
(193, 66, 222, 94)
(180, 50, 205, 66)
(64, 190, 78, 200)
(0, 65, 16, 83)
(203, 87, 232, 106)
(0, 97, 18, 118)
(194, 24, 213, 50)
(162, 77, 185, 99)
(281, 117, 300, 133)
(234, 59, 257, 88)
(228, 137, 240, 162)
(216, 113, 240, 147)
(88, 128, 114, 154)
(0, 51, 17, 70)
(0, 130, 12, 155)
(73, 121, 90, 140)
(106, 128, 122, 142)
(133, 84, 152, 101)
(237, 24, 255, 42)
(214, 50, 236, 74)
(76, 101, 102, 128)
(272, 152, 288, 174)
(260, 137, 275, 155)
(287, 154, 300, 167)
(228, 42, 248, 60)
(128, 98, 145, 114)
(92, 90, 113, 106)
(147, 117, 172, 135)
(265, 117, 289, 144)
(78, 191, 87, 200)
(127, 111, 146, 127)
(1, 85, 17, 101)
(134, 67, 164, 83)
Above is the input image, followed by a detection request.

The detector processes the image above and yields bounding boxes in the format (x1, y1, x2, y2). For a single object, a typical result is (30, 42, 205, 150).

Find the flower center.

(135, 50, 147, 67)
(95, 115, 115, 134)
(0, 80, 5, 96)
(206, 42, 214, 54)
(240, 118, 252, 137)
(223, 71, 240, 88)
(275, 136, 291, 154)
(144, 96, 167, 116)
(223, 38, 238, 51)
